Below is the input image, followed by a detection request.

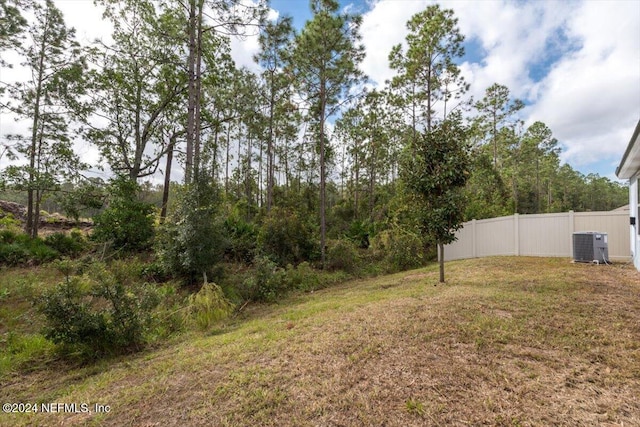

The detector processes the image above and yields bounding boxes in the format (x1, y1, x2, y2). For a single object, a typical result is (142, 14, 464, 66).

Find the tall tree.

(180, 0, 266, 183)
(520, 121, 559, 213)
(3, 0, 88, 238)
(389, 4, 466, 136)
(254, 15, 294, 213)
(473, 83, 524, 169)
(86, 0, 186, 181)
(291, 0, 364, 265)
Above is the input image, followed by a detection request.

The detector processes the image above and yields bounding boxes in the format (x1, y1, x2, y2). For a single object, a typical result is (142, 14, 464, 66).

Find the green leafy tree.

(156, 169, 226, 285)
(401, 114, 470, 283)
(291, 0, 364, 266)
(0, 0, 28, 66)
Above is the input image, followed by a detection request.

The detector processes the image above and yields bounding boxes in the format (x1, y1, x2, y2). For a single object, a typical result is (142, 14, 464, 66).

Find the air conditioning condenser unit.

(572, 231, 609, 263)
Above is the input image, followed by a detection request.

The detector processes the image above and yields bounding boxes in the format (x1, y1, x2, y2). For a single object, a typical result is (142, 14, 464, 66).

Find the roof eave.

(616, 119, 640, 180)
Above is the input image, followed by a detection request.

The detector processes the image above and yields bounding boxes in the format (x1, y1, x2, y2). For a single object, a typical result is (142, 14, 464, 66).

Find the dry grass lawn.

(1, 257, 639, 426)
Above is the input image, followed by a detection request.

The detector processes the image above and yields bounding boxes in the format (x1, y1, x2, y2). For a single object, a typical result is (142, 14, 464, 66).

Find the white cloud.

(359, 0, 429, 86)
(527, 0, 640, 169)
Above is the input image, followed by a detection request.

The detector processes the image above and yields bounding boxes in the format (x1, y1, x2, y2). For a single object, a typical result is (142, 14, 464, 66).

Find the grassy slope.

(1, 257, 639, 426)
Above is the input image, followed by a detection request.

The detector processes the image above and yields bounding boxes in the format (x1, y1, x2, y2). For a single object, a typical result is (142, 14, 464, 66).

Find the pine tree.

(3, 0, 88, 238)
(291, 0, 364, 266)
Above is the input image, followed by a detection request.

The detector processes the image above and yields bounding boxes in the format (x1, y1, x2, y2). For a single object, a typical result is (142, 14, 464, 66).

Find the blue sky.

(4, 0, 640, 183)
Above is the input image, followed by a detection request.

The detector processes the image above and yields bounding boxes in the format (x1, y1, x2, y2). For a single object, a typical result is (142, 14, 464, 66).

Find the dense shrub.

(0, 232, 58, 266)
(156, 176, 227, 284)
(44, 230, 86, 257)
(257, 207, 315, 267)
(370, 229, 425, 272)
(345, 220, 372, 249)
(240, 256, 288, 302)
(326, 239, 360, 272)
(237, 258, 350, 303)
(223, 216, 257, 264)
(92, 177, 155, 252)
(283, 261, 320, 291)
(35, 263, 163, 358)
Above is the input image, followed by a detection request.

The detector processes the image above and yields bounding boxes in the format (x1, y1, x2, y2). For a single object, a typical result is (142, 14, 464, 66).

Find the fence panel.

(476, 216, 515, 257)
(444, 211, 630, 261)
(575, 212, 629, 260)
(519, 214, 571, 257)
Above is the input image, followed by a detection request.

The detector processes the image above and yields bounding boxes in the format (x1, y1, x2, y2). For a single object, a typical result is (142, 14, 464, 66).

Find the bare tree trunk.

(185, 0, 197, 183)
(225, 122, 231, 193)
(438, 242, 445, 283)
(319, 80, 327, 267)
(193, 0, 203, 178)
(266, 72, 275, 213)
(160, 137, 175, 223)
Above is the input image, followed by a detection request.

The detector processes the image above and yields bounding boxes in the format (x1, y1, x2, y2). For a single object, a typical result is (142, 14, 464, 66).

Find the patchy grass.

(1, 257, 639, 426)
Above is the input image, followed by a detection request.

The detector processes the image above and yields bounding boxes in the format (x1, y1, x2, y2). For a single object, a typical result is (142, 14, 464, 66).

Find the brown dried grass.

(1, 257, 639, 426)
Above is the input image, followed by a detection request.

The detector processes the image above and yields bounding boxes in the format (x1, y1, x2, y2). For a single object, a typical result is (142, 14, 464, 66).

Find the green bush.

(283, 261, 320, 291)
(223, 216, 257, 264)
(257, 207, 315, 267)
(0, 213, 22, 234)
(326, 239, 360, 272)
(44, 231, 86, 257)
(370, 229, 425, 272)
(35, 263, 163, 358)
(0, 233, 58, 266)
(92, 177, 155, 252)
(240, 256, 289, 303)
(345, 220, 372, 249)
(156, 177, 227, 285)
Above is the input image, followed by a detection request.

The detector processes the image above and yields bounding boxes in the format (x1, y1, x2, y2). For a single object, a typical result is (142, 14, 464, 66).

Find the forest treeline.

(0, 0, 627, 275)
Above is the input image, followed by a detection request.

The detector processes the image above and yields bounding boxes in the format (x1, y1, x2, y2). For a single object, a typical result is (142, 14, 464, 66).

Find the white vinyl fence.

(444, 211, 630, 261)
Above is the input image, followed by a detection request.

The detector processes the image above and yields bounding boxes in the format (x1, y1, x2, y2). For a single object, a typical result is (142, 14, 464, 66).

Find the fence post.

(472, 219, 477, 258)
(514, 213, 520, 256)
(569, 210, 574, 257)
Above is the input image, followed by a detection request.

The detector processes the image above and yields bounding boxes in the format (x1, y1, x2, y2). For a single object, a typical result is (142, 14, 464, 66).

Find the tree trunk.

(160, 137, 175, 223)
(27, 14, 49, 238)
(319, 80, 327, 267)
(185, 0, 197, 183)
(225, 122, 231, 193)
(193, 0, 203, 178)
(438, 242, 445, 283)
(267, 71, 275, 213)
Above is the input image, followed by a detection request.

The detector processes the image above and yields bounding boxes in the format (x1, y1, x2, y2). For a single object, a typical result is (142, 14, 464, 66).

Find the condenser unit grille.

(572, 232, 609, 263)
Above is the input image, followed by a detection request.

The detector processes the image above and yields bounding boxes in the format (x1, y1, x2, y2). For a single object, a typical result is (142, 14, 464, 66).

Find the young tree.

(400, 113, 470, 283)
(3, 0, 88, 238)
(291, 0, 364, 265)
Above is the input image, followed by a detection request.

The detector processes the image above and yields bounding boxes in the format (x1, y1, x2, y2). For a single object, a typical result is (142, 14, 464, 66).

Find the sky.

(2, 0, 640, 182)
